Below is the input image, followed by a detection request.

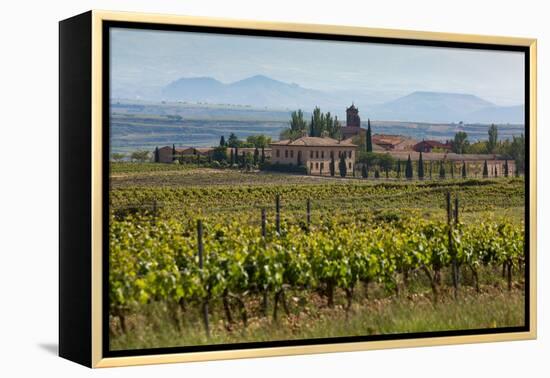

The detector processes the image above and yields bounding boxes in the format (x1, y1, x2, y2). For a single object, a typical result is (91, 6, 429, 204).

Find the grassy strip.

(110, 285, 524, 351)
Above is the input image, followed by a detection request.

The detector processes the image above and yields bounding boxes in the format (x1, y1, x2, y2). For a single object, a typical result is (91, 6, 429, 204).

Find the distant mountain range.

(158, 75, 524, 124)
(371, 91, 524, 124)
(162, 75, 334, 111)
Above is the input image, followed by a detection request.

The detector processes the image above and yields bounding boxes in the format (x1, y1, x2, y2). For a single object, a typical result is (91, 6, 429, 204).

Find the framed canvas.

(59, 10, 537, 368)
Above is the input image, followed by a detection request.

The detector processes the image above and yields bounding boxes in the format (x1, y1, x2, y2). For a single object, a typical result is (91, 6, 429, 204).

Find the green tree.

(327, 115, 342, 139)
(396, 159, 401, 178)
(510, 134, 525, 174)
(330, 155, 336, 177)
(153, 147, 160, 163)
(111, 152, 126, 162)
(244, 152, 253, 171)
(247, 135, 272, 148)
(131, 150, 150, 162)
(482, 160, 489, 178)
(487, 124, 498, 153)
(227, 133, 240, 148)
(281, 109, 308, 140)
(452, 131, 469, 154)
(219, 135, 226, 147)
(465, 140, 488, 154)
(378, 153, 395, 172)
(366, 119, 373, 152)
(462, 161, 467, 178)
(339, 153, 347, 177)
(405, 155, 413, 179)
(261, 147, 266, 164)
(229, 148, 235, 165)
(374, 169, 380, 179)
(212, 146, 227, 162)
(439, 161, 446, 179)
(310, 107, 324, 137)
(418, 152, 424, 180)
(361, 164, 368, 178)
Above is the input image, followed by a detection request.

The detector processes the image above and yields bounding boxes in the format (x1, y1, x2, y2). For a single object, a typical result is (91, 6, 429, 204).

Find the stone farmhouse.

(270, 135, 357, 176)
(154, 103, 517, 178)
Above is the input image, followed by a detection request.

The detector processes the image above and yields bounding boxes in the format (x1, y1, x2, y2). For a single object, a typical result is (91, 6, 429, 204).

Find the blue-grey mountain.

(159, 76, 523, 124)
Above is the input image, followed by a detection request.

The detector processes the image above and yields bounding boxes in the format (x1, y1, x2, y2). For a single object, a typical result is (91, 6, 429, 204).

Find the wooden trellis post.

(261, 208, 266, 238)
(197, 219, 210, 337)
(306, 198, 311, 231)
(447, 192, 458, 300)
(275, 194, 281, 234)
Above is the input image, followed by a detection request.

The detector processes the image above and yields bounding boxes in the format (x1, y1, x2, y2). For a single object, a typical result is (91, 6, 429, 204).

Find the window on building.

(320, 162, 324, 171)
(348, 151, 352, 158)
(315, 162, 319, 169)
(330, 151, 334, 159)
(321, 151, 324, 158)
(290, 150, 294, 158)
(276, 149, 280, 158)
(285, 150, 288, 158)
(310, 162, 314, 170)
(316, 151, 319, 158)
(348, 162, 352, 169)
(310, 151, 313, 158)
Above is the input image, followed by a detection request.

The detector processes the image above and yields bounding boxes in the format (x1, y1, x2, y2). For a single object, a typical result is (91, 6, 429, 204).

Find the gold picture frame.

(59, 10, 537, 368)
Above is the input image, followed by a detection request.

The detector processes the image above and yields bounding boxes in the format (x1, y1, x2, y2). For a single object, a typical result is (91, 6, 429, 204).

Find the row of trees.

(449, 125, 525, 173)
(220, 133, 272, 149)
(281, 108, 342, 140)
(356, 151, 515, 180)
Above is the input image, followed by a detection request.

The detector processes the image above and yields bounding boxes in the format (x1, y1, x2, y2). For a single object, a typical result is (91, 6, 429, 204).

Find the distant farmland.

(110, 100, 525, 153)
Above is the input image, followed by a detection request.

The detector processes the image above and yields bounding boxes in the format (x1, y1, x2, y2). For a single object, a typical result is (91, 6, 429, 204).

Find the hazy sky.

(111, 27, 525, 106)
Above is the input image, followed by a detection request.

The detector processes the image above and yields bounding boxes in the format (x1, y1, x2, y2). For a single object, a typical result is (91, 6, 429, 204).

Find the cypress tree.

(154, 146, 160, 163)
(261, 147, 265, 164)
(172, 144, 176, 162)
(366, 119, 373, 152)
(482, 160, 489, 178)
(374, 169, 380, 179)
(361, 164, 368, 178)
(396, 159, 401, 178)
(439, 161, 446, 179)
(219, 135, 226, 147)
(339, 153, 347, 177)
(235, 147, 239, 165)
(405, 155, 413, 179)
(253, 147, 259, 165)
(230, 148, 234, 165)
(385, 167, 389, 179)
(462, 161, 467, 178)
(418, 152, 424, 180)
(330, 155, 335, 177)
(504, 160, 509, 177)
(495, 166, 498, 177)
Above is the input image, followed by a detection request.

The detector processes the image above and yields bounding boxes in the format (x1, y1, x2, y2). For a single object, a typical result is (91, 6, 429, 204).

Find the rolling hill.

(158, 76, 523, 124)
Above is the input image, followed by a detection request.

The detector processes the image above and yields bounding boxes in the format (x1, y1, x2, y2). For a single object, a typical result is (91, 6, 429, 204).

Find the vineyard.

(108, 164, 526, 350)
